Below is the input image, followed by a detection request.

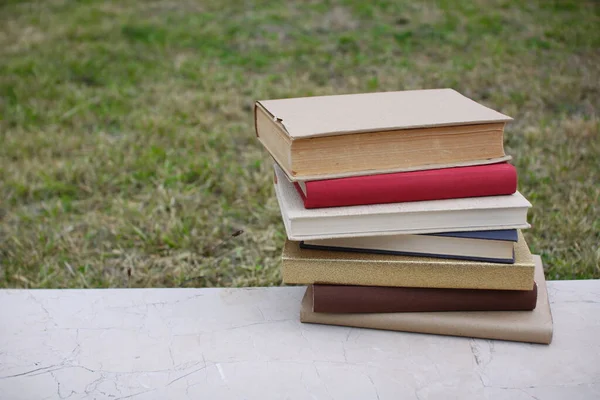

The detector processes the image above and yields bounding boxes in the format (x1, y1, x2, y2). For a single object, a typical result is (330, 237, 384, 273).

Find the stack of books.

(255, 89, 553, 344)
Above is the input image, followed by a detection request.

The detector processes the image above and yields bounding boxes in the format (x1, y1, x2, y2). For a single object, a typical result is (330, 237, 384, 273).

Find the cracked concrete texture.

(0, 283, 599, 399)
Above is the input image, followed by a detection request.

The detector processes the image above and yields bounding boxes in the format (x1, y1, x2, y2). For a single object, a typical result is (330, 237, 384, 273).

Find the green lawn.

(1, 0, 598, 288)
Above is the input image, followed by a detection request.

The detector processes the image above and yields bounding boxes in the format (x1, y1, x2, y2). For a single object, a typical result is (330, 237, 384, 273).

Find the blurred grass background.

(0, 0, 598, 288)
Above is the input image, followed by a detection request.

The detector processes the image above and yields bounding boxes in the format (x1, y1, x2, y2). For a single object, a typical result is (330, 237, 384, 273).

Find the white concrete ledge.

(1, 281, 599, 400)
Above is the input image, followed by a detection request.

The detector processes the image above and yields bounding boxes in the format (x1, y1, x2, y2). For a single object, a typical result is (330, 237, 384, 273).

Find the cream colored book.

(283, 231, 535, 290)
(301, 229, 517, 263)
(274, 164, 531, 241)
(300, 256, 553, 344)
(255, 89, 513, 181)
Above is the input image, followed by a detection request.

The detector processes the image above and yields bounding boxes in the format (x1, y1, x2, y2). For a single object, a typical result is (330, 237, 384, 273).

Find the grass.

(0, 0, 598, 288)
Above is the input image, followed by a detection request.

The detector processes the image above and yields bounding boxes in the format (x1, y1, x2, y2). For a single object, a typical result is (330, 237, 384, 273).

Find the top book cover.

(255, 89, 513, 181)
(256, 88, 512, 139)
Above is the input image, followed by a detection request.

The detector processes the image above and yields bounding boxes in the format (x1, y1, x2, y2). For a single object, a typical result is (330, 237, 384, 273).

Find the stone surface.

(0, 281, 599, 400)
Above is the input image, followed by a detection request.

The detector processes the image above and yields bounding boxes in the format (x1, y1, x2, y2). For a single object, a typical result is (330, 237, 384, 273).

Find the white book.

(273, 164, 531, 241)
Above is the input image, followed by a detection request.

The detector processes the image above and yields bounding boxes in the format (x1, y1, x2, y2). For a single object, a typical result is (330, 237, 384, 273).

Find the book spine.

(312, 284, 537, 313)
(303, 163, 517, 208)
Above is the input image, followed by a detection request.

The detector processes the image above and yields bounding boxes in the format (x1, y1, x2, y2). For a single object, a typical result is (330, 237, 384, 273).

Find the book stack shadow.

(255, 89, 553, 344)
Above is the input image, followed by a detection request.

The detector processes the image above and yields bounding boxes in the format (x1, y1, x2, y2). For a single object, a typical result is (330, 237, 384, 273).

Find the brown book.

(255, 89, 512, 181)
(300, 255, 553, 344)
(283, 231, 535, 291)
(312, 283, 538, 313)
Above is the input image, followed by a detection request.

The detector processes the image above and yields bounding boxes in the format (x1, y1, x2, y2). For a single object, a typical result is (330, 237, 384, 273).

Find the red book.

(312, 283, 538, 313)
(294, 163, 517, 209)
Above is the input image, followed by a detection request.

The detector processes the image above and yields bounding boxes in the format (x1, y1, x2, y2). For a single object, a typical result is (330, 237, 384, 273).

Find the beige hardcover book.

(283, 231, 535, 290)
(255, 89, 513, 181)
(300, 255, 553, 344)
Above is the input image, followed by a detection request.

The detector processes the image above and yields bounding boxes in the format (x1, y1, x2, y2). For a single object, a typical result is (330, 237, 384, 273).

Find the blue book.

(300, 230, 518, 264)
(429, 229, 519, 242)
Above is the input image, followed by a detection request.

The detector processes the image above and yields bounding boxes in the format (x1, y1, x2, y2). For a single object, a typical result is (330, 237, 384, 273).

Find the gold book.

(283, 231, 534, 291)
